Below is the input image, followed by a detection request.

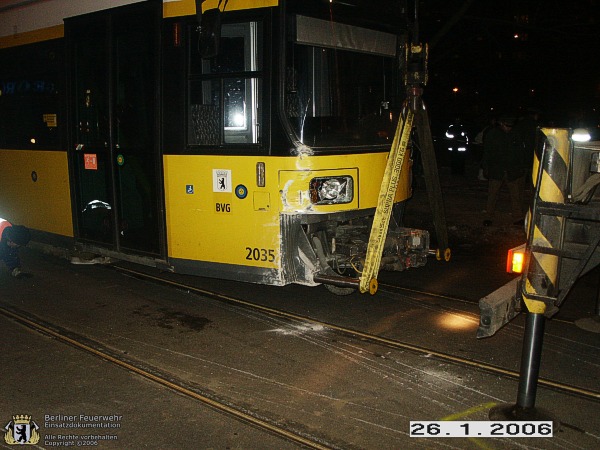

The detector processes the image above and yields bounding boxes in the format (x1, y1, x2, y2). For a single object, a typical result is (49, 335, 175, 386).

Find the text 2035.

(245, 247, 275, 262)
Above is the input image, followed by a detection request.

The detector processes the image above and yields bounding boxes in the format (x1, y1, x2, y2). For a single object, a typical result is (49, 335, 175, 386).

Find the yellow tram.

(0, 0, 431, 292)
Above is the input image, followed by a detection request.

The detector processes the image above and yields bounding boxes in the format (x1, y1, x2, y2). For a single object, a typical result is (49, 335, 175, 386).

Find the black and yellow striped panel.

(523, 128, 570, 313)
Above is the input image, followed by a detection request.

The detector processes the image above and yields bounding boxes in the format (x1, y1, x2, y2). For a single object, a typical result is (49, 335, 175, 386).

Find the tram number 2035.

(245, 247, 276, 263)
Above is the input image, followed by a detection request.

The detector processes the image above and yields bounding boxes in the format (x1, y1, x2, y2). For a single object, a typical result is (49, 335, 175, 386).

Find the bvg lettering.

(215, 203, 231, 212)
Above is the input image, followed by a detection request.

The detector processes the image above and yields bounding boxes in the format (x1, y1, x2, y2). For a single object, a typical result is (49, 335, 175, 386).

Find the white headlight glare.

(572, 128, 591, 142)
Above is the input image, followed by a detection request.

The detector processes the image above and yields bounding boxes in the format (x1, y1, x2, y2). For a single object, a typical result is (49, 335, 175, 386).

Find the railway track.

(378, 282, 578, 326)
(0, 304, 336, 450)
(2, 262, 598, 449)
(110, 265, 600, 402)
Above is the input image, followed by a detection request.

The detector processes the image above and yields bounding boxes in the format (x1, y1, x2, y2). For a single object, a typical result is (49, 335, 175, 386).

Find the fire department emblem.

(3, 415, 40, 445)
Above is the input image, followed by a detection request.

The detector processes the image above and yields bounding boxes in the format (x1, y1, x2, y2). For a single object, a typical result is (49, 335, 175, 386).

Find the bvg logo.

(3, 415, 40, 445)
(215, 202, 231, 213)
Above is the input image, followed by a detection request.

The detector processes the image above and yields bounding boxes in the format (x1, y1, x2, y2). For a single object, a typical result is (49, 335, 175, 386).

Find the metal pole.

(516, 312, 545, 409)
(490, 311, 557, 425)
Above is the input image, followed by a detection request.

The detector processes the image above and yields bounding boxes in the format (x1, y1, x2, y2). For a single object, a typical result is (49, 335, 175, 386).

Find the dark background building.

(415, 0, 599, 135)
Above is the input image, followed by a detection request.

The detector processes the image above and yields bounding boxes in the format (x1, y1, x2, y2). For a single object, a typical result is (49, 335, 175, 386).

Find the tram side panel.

(164, 154, 281, 284)
(0, 150, 74, 239)
(163, 151, 413, 286)
(0, 29, 74, 243)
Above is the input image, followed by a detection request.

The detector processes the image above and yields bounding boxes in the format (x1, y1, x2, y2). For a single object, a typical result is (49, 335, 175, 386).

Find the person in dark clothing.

(482, 116, 526, 226)
(514, 108, 540, 179)
(474, 116, 498, 180)
(0, 219, 31, 277)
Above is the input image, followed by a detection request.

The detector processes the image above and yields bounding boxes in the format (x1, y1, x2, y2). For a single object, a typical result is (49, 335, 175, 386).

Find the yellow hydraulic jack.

(359, 42, 451, 294)
(483, 128, 600, 424)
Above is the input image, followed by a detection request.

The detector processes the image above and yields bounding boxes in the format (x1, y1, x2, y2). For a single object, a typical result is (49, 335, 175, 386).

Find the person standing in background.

(482, 116, 526, 226)
(514, 108, 540, 183)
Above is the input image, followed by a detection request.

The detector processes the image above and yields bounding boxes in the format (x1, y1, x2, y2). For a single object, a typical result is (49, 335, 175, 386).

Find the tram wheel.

(323, 266, 358, 296)
(324, 283, 356, 296)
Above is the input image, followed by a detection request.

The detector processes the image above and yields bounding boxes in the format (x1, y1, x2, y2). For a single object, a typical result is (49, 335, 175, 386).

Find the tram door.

(67, 2, 162, 256)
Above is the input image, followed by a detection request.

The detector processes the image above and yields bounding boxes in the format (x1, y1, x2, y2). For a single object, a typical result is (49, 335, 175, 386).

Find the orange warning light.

(507, 245, 526, 273)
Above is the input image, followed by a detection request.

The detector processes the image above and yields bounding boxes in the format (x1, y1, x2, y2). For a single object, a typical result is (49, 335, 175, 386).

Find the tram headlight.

(309, 176, 354, 205)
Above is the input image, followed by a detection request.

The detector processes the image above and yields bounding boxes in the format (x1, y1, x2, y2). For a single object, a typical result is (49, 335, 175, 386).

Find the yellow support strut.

(359, 106, 414, 294)
(522, 128, 571, 314)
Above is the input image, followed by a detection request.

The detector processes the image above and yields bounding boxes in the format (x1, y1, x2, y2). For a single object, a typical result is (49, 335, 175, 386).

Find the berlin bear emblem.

(3, 415, 40, 445)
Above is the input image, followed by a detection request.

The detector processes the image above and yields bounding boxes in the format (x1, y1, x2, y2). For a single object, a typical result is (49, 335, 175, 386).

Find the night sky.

(413, 0, 599, 132)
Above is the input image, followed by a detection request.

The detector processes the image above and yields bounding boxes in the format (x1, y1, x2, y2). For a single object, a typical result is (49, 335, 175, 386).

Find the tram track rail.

(0, 303, 335, 450)
(112, 266, 600, 403)
(378, 282, 578, 326)
(2, 262, 598, 449)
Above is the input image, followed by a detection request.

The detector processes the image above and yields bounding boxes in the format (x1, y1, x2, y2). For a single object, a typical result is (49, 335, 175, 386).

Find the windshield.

(284, 15, 402, 149)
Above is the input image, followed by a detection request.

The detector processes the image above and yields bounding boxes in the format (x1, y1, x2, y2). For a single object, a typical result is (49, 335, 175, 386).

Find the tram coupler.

(477, 278, 522, 338)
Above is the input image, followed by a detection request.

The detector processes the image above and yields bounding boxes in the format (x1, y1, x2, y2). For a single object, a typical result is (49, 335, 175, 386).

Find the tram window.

(284, 16, 400, 148)
(0, 40, 63, 150)
(188, 21, 262, 147)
